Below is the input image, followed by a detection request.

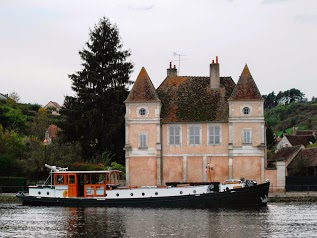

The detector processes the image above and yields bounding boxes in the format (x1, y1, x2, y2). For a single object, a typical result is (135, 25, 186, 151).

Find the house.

(44, 101, 62, 115)
(276, 134, 316, 150)
(124, 57, 271, 187)
(268, 145, 317, 176)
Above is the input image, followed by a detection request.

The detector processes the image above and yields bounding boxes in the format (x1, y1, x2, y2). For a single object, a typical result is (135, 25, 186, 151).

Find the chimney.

(167, 62, 177, 77)
(210, 56, 220, 88)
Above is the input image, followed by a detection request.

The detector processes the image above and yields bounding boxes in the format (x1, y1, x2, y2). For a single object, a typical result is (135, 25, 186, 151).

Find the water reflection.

(0, 203, 316, 237)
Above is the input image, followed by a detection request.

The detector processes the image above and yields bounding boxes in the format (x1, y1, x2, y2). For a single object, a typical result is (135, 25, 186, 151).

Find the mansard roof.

(229, 65, 263, 101)
(125, 67, 160, 103)
(157, 76, 236, 123)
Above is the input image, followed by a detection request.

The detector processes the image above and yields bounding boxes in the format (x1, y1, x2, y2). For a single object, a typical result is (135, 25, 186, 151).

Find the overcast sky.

(1, 0, 316, 106)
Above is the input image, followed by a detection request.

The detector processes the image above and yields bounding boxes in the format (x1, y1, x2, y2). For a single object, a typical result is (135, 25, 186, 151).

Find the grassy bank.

(0, 195, 20, 203)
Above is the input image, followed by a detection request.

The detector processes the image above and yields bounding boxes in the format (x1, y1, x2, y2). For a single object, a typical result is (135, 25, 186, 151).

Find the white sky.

(1, 0, 316, 106)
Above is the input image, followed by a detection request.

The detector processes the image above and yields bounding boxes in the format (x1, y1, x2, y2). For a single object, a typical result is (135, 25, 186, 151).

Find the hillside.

(265, 101, 317, 133)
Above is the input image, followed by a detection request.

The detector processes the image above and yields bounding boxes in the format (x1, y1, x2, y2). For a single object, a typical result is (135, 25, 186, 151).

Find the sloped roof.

(288, 147, 317, 168)
(157, 76, 236, 122)
(125, 67, 160, 103)
(44, 101, 61, 110)
(229, 65, 263, 101)
(268, 145, 302, 162)
(286, 135, 316, 147)
(296, 130, 315, 136)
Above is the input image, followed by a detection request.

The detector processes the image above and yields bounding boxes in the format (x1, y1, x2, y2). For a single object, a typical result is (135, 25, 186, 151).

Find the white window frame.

(138, 132, 148, 149)
(242, 129, 252, 144)
(168, 125, 181, 146)
(208, 124, 221, 145)
(188, 125, 201, 146)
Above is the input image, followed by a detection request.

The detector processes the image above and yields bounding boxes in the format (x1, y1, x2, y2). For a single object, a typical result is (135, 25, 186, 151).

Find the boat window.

(69, 175, 75, 184)
(56, 175, 66, 185)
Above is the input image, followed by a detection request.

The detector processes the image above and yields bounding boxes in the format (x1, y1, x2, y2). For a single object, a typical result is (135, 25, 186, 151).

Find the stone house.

(124, 58, 270, 187)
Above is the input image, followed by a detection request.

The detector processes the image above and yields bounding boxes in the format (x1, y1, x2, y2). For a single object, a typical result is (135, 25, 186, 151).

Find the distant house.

(0, 93, 8, 101)
(44, 101, 62, 115)
(268, 145, 317, 176)
(44, 124, 61, 144)
(276, 134, 316, 150)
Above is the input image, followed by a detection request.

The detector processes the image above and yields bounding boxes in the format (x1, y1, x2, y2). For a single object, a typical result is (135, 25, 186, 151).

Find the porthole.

(130, 193, 133, 196)
(116, 193, 119, 197)
(193, 190, 196, 194)
(47, 192, 50, 195)
(105, 194, 108, 197)
(180, 191, 183, 194)
(155, 192, 158, 195)
(243, 107, 250, 115)
(142, 193, 145, 196)
(38, 191, 41, 195)
(139, 108, 146, 116)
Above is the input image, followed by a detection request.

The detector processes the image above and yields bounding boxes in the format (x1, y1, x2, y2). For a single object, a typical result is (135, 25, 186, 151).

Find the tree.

(8, 91, 21, 103)
(266, 125, 276, 149)
(60, 17, 133, 164)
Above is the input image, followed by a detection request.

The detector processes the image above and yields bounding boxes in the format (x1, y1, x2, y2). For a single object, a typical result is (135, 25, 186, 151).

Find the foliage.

(0, 176, 26, 193)
(8, 91, 21, 103)
(59, 17, 133, 164)
(263, 88, 305, 109)
(266, 125, 276, 149)
(27, 108, 49, 140)
(265, 101, 317, 132)
(110, 162, 125, 179)
(0, 104, 27, 133)
(307, 141, 317, 148)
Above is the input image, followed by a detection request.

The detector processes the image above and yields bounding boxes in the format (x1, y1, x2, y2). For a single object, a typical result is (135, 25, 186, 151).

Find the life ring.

(62, 190, 68, 198)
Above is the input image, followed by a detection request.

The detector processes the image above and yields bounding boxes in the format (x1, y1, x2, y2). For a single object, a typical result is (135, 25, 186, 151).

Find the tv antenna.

(172, 52, 188, 74)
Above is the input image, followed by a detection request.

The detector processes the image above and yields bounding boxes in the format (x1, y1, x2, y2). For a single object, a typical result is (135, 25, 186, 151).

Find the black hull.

(16, 182, 270, 209)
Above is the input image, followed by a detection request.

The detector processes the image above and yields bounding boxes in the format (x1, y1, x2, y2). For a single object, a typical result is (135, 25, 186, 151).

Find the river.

(1, 203, 317, 237)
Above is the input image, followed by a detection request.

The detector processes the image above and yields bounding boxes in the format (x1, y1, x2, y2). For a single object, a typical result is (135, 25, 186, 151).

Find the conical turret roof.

(229, 64, 263, 100)
(125, 67, 160, 102)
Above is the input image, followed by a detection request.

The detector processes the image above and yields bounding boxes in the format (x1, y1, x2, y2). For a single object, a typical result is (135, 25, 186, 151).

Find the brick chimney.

(167, 62, 177, 77)
(210, 56, 220, 88)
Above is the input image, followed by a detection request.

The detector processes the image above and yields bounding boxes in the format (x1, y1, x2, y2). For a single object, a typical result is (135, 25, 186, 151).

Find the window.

(139, 133, 147, 148)
(169, 125, 181, 145)
(208, 125, 221, 145)
(188, 126, 200, 145)
(243, 107, 250, 115)
(242, 129, 252, 144)
(139, 108, 146, 116)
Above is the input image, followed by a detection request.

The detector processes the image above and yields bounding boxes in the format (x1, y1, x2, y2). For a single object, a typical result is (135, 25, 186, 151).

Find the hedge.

(0, 176, 27, 193)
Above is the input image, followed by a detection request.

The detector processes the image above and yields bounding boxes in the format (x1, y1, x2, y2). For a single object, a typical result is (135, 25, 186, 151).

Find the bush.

(0, 176, 26, 193)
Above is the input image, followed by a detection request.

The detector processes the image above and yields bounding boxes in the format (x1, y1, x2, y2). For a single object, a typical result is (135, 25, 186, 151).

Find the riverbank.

(269, 191, 317, 202)
(2, 192, 317, 203)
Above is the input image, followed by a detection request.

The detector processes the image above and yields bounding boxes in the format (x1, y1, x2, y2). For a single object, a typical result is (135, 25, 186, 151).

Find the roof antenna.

(172, 52, 188, 74)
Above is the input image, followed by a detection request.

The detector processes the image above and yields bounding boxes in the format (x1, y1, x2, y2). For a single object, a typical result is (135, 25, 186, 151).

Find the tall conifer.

(60, 17, 133, 163)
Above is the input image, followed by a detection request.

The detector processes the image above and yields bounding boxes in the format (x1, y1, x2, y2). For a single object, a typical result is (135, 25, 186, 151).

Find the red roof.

(229, 65, 263, 101)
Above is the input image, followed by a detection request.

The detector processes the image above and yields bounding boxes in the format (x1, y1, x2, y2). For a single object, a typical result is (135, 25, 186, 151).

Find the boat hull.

(16, 182, 269, 208)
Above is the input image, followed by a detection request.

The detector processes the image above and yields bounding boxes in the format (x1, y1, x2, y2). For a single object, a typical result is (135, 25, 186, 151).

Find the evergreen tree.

(60, 17, 133, 164)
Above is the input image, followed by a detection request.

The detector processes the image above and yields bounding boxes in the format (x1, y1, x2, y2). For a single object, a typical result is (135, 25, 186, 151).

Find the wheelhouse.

(51, 170, 121, 198)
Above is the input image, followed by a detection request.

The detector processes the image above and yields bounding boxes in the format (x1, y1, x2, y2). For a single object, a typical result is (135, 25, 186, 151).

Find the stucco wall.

(264, 169, 277, 192)
(232, 156, 261, 182)
(162, 157, 183, 183)
(129, 157, 157, 186)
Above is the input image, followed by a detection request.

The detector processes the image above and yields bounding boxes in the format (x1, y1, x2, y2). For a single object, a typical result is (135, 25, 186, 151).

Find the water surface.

(1, 203, 317, 237)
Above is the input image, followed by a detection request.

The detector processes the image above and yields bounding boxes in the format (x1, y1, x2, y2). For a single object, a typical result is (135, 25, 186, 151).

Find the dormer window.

(243, 107, 250, 115)
(139, 108, 146, 116)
